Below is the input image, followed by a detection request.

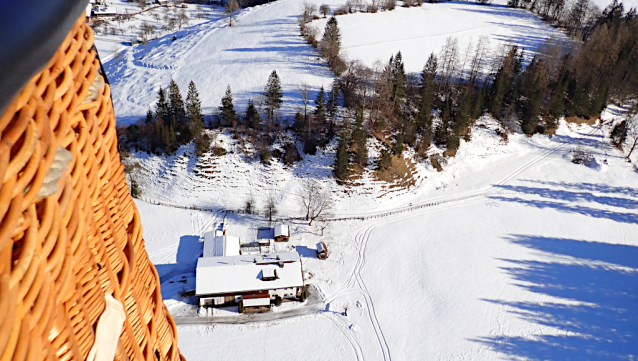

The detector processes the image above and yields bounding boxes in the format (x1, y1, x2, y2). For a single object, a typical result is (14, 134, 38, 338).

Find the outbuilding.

(316, 242, 328, 260)
(274, 224, 290, 242)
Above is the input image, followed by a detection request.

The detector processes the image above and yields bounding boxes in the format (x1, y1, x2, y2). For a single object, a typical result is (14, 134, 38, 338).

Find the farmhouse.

(196, 251, 304, 307)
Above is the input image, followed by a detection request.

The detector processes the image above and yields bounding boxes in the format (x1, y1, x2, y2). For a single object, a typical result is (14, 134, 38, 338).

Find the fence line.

(134, 190, 533, 224)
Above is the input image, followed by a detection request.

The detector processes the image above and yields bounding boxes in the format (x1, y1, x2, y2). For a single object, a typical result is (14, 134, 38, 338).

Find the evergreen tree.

(321, 16, 341, 61)
(155, 87, 170, 121)
(489, 46, 519, 118)
(186, 80, 204, 137)
(315, 86, 326, 118)
(326, 79, 340, 118)
(244, 99, 259, 128)
(145, 109, 154, 124)
(219, 84, 237, 126)
(352, 114, 367, 166)
(168, 79, 186, 124)
(263, 70, 283, 123)
(419, 53, 437, 144)
(435, 99, 451, 144)
(333, 131, 349, 181)
(186, 80, 203, 125)
(391, 51, 406, 112)
(456, 84, 472, 132)
(472, 82, 488, 119)
(395, 132, 405, 155)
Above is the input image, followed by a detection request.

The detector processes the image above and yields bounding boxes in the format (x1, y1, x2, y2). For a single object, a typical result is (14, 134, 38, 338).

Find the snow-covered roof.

(203, 234, 240, 257)
(196, 252, 303, 296)
(274, 224, 289, 237)
(257, 227, 274, 240)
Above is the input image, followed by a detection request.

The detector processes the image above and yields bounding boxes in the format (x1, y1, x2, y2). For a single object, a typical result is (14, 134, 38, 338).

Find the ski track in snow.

(320, 121, 606, 360)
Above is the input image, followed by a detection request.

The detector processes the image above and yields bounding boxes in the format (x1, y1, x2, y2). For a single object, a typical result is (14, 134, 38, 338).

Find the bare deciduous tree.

(319, 4, 330, 17)
(225, 0, 240, 26)
(138, 21, 155, 56)
(176, 8, 189, 29)
(624, 108, 638, 159)
(296, 179, 334, 226)
(298, 83, 311, 133)
(264, 191, 278, 222)
(244, 193, 256, 214)
(302, 1, 318, 22)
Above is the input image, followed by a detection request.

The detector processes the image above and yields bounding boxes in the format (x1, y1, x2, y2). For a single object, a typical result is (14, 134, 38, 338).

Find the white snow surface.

(134, 106, 638, 360)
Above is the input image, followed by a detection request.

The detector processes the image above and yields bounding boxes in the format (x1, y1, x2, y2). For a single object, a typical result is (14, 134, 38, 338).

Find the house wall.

(268, 287, 297, 299)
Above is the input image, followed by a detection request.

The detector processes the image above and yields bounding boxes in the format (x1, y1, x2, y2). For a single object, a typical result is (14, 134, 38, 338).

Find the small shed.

(274, 224, 290, 242)
(316, 242, 328, 260)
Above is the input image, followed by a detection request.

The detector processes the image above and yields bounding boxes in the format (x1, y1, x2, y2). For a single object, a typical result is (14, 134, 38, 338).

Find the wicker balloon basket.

(0, 15, 183, 361)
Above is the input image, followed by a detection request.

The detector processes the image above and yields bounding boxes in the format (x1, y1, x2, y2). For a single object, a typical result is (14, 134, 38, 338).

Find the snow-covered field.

(133, 107, 638, 360)
(310, 1, 568, 73)
(92, 1, 221, 60)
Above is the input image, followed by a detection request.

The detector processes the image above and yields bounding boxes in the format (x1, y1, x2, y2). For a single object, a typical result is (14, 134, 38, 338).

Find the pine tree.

(186, 81, 203, 124)
(472, 82, 488, 119)
(326, 79, 340, 118)
(333, 131, 349, 181)
(321, 16, 341, 61)
(352, 114, 367, 166)
(419, 53, 437, 142)
(219, 84, 237, 126)
(155, 87, 170, 121)
(263, 70, 283, 123)
(145, 109, 154, 124)
(391, 51, 406, 112)
(168, 79, 186, 124)
(244, 99, 259, 128)
(315, 86, 326, 118)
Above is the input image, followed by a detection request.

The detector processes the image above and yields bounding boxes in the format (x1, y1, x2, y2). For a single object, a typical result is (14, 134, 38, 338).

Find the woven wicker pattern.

(0, 16, 183, 361)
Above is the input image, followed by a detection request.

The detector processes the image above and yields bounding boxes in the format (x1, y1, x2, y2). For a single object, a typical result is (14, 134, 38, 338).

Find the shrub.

(334, 6, 349, 15)
(383, 0, 396, 10)
(260, 149, 272, 164)
(273, 295, 283, 306)
(283, 143, 301, 165)
(379, 149, 392, 170)
(429, 154, 445, 172)
(303, 138, 318, 155)
(212, 146, 227, 156)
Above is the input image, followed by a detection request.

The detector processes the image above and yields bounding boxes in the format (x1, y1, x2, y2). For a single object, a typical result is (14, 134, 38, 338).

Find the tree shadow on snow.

(472, 235, 638, 360)
(155, 235, 203, 282)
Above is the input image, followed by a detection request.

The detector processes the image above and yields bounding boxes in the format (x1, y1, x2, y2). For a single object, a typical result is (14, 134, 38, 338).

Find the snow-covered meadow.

(133, 108, 638, 360)
(98, 0, 638, 359)
(310, 1, 569, 73)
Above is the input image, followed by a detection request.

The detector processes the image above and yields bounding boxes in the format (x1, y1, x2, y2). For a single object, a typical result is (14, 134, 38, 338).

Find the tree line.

(304, 4, 637, 181)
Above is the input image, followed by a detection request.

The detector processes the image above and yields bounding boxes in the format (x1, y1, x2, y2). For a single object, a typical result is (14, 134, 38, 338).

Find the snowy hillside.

(104, 0, 572, 126)
(131, 105, 638, 360)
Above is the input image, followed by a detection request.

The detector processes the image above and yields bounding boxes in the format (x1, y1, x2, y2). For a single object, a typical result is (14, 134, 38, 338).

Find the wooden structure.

(0, 14, 183, 361)
(317, 242, 328, 260)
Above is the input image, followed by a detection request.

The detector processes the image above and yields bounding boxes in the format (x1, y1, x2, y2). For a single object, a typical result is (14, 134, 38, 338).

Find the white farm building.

(196, 251, 304, 307)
